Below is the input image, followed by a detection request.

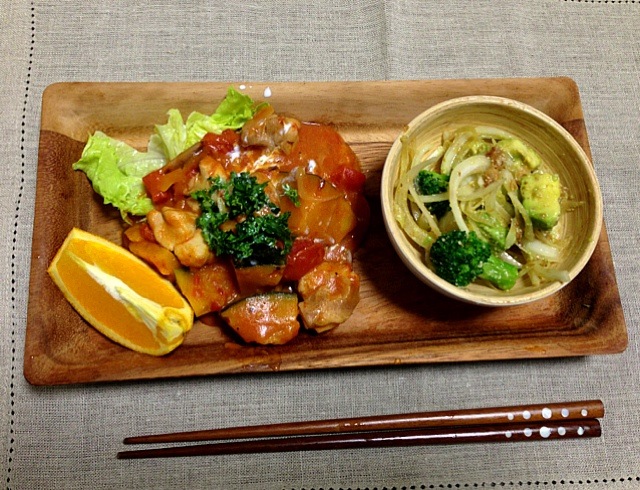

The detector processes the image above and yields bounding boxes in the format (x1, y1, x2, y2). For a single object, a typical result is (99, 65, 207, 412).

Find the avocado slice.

(496, 138, 543, 170)
(520, 172, 562, 230)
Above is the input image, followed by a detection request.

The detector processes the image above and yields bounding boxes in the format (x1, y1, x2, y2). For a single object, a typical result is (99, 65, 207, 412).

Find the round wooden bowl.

(380, 96, 603, 306)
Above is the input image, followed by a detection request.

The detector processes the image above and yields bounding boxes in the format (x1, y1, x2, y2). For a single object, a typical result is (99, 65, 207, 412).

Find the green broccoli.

(414, 170, 450, 219)
(429, 230, 519, 290)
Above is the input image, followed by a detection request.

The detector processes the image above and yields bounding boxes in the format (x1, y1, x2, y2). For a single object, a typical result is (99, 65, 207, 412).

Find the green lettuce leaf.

(72, 131, 165, 217)
(148, 109, 188, 162)
(150, 87, 260, 160)
(73, 86, 260, 218)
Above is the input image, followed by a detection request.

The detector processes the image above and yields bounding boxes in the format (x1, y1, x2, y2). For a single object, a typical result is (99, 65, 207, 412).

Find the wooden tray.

(24, 78, 628, 386)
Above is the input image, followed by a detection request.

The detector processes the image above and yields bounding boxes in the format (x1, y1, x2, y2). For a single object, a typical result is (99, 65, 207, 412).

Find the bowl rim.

(380, 95, 604, 307)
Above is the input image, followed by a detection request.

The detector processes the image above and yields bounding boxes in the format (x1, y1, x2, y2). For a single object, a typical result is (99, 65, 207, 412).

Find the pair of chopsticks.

(117, 400, 603, 459)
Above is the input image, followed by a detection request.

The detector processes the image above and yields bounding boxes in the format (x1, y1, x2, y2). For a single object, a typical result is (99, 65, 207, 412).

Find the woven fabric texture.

(2, 1, 640, 489)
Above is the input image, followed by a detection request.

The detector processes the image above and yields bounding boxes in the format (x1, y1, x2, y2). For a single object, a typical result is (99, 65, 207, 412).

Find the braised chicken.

(147, 208, 213, 267)
(130, 103, 369, 345)
(173, 230, 212, 268)
(147, 208, 198, 251)
(298, 261, 360, 333)
(240, 105, 300, 154)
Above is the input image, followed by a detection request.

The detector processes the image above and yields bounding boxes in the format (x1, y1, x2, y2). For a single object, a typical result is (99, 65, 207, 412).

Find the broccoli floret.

(430, 230, 487, 287)
(480, 255, 519, 291)
(429, 230, 518, 290)
(415, 170, 450, 219)
(520, 172, 562, 230)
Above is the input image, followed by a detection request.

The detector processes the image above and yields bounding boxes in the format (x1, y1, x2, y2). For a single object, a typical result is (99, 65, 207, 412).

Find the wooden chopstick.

(117, 419, 601, 459)
(123, 400, 604, 445)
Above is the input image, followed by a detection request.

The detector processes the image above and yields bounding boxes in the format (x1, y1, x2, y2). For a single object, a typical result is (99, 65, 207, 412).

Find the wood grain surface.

(24, 78, 628, 386)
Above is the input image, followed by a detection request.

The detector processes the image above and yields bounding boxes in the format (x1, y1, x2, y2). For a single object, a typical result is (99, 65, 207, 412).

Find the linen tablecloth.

(2, 1, 640, 488)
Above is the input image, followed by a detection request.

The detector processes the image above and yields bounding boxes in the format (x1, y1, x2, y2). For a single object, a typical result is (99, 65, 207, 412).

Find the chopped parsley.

(192, 172, 293, 267)
(282, 183, 301, 207)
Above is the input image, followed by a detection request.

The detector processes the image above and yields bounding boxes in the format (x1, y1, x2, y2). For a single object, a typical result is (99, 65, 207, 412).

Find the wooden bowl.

(380, 96, 603, 306)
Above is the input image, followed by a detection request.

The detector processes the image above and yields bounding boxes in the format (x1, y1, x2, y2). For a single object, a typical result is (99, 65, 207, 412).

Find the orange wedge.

(47, 228, 193, 356)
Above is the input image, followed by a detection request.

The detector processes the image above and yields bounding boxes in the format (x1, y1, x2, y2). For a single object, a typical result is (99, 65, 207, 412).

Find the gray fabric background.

(2, 1, 640, 488)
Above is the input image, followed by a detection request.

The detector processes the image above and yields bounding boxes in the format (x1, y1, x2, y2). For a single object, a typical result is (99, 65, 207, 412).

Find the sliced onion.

(448, 155, 491, 232)
(474, 126, 515, 140)
(441, 131, 474, 175)
(415, 192, 448, 204)
(536, 267, 571, 283)
(522, 239, 561, 261)
(408, 185, 441, 236)
(498, 251, 522, 268)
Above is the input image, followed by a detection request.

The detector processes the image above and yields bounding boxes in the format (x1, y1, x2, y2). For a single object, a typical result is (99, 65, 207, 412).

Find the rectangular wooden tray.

(24, 78, 628, 386)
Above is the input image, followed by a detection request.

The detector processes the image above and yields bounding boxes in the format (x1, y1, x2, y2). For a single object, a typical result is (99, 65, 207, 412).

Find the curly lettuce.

(150, 87, 259, 160)
(72, 87, 261, 217)
(72, 131, 164, 217)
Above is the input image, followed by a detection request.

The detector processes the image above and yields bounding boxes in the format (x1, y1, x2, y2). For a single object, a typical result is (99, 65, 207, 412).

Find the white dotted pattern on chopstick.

(501, 405, 595, 439)
(505, 406, 591, 422)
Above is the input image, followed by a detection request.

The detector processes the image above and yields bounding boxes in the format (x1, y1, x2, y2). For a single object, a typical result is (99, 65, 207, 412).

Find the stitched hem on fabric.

(283, 476, 640, 489)
(564, 0, 638, 3)
(7, 3, 35, 490)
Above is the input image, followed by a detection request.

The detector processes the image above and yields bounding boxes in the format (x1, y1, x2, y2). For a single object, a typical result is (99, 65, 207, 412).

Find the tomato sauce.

(281, 123, 369, 250)
(129, 113, 369, 344)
